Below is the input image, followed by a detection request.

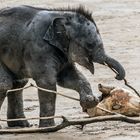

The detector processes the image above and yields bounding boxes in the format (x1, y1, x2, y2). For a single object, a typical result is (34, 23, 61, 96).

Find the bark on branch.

(0, 115, 140, 134)
(6, 84, 79, 101)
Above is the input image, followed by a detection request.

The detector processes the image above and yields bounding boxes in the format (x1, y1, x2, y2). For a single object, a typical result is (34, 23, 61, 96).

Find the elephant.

(0, 5, 125, 127)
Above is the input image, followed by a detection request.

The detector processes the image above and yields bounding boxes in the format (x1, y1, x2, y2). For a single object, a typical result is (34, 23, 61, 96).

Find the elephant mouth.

(76, 56, 95, 74)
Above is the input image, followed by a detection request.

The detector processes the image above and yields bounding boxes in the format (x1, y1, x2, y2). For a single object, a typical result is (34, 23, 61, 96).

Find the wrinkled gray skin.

(0, 6, 125, 127)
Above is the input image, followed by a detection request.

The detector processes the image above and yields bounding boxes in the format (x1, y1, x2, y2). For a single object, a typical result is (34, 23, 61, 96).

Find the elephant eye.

(65, 21, 71, 26)
(88, 32, 91, 36)
(87, 43, 94, 50)
(87, 22, 90, 26)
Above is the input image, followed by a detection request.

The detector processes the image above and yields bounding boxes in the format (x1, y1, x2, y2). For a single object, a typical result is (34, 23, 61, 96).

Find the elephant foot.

(39, 119, 55, 127)
(7, 120, 30, 128)
(80, 95, 99, 112)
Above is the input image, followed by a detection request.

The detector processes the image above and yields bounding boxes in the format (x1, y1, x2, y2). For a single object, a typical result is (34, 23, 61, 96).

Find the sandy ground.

(0, 0, 140, 139)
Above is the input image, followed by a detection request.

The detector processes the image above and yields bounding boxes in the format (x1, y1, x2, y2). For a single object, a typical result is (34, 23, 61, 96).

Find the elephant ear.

(43, 17, 69, 53)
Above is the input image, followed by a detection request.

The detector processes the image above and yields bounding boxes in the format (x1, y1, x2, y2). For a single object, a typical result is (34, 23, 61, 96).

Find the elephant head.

(43, 8, 125, 80)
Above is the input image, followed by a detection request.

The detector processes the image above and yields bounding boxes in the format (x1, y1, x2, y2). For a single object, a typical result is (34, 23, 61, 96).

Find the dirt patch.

(0, 0, 140, 139)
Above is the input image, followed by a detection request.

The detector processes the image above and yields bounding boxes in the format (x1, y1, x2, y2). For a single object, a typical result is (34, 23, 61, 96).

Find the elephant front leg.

(7, 79, 30, 127)
(57, 64, 99, 111)
(36, 79, 56, 127)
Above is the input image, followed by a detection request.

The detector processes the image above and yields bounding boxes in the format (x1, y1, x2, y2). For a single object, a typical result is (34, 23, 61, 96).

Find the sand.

(0, 0, 140, 139)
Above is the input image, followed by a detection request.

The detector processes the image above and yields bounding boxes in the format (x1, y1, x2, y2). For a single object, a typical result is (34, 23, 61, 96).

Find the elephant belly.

(0, 45, 27, 77)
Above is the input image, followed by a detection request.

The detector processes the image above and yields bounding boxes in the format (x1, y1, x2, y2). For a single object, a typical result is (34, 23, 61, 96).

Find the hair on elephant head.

(43, 6, 125, 80)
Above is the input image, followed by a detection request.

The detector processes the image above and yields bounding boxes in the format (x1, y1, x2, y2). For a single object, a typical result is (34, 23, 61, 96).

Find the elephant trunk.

(104, 55, 125, 80)
(92, 47, 125, 80)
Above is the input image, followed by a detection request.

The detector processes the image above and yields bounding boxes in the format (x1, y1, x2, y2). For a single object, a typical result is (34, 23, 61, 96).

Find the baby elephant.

(87, 84, 140, 117)
(0, 5, 125, 127)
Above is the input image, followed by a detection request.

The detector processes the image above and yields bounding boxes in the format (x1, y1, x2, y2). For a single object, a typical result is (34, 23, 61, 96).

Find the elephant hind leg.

(0, 63, 13, 110)
(0, 63, 29, 128)
(0, 63, 13, 128)
(7, 79, 30, 127)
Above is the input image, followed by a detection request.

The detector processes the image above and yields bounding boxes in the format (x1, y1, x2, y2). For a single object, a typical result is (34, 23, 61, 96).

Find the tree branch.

(6, 84, 79, 101)
(0, 115, 140, 134)
(5, 83, 122, 116)
(104, 63, 140, 98)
